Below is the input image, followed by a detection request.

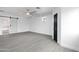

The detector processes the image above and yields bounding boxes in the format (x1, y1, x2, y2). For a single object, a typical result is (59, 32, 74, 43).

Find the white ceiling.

(0, 7, 53, 17)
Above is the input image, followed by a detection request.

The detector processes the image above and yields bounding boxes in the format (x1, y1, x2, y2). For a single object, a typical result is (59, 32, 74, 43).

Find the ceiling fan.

(0, 7, 41, 16)
(25, 7, 40, 16)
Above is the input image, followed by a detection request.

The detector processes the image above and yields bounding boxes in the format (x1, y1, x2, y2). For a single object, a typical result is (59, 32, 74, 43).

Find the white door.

(10, 18, 17, 33)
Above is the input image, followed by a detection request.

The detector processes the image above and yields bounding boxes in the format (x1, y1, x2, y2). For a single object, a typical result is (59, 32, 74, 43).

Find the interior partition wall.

(0, 16, 18, 35)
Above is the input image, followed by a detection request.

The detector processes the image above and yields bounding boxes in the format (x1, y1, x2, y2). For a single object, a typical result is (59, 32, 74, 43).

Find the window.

(42, 16, 47, 22)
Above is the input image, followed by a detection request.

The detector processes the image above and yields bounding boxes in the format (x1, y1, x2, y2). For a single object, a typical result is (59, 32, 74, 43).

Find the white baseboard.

(29, 31, 52, 36)
(60, 43, 79, 52)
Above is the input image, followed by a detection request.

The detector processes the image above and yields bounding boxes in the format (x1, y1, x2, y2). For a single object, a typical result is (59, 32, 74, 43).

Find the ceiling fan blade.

(30, 11, 36, 14)
(0, 10, 4, 12)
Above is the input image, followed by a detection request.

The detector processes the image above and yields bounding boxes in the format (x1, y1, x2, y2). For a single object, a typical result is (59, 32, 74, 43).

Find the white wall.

(0, 17, 10, 35)
(0, 8, 54, 38)
(17, 17, 29, 33)
(0, 12, 29, 34)
(61, 7, 79, 51)
(29, 14, 52, 35)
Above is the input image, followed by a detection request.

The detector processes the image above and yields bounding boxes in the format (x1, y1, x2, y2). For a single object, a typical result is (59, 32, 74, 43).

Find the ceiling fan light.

(26, 12, 30, 15)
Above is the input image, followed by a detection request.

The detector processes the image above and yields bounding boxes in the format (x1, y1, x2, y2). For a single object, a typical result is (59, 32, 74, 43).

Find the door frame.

(52, 8, 61, 45)
(54, 13, 58, 42)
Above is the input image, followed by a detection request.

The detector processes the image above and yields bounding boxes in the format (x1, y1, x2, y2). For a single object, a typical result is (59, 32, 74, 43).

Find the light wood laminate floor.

(0, 32, 76, 52)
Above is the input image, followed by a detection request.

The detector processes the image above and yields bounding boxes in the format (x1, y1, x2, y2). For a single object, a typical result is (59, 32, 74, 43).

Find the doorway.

(54, 13, 58, 42)
(10, 18, 17, 33)
(0, 17, 18, 35)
